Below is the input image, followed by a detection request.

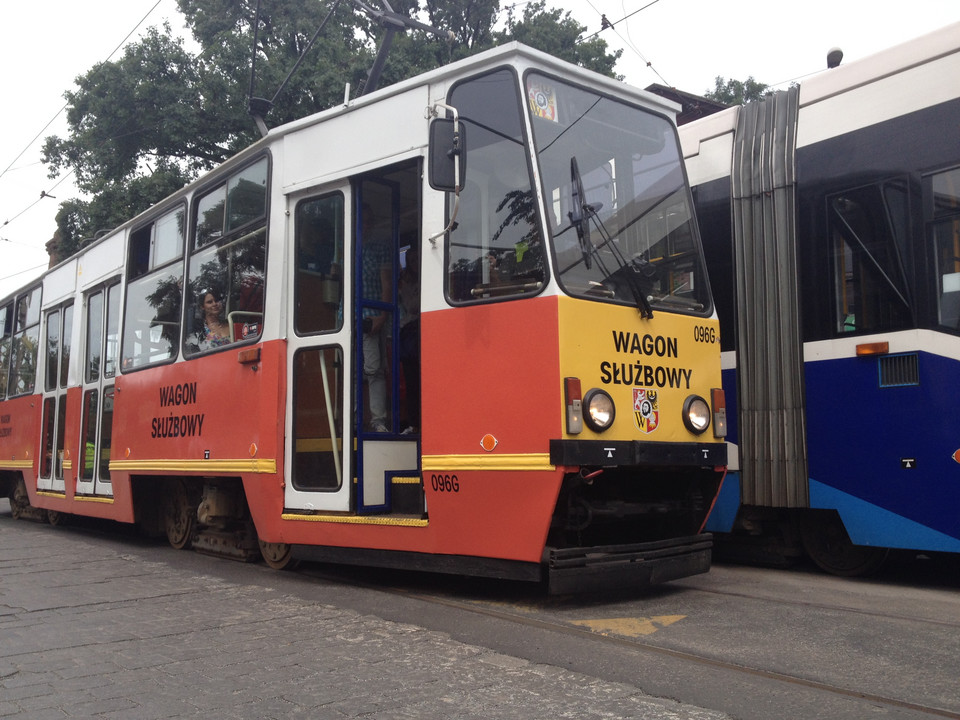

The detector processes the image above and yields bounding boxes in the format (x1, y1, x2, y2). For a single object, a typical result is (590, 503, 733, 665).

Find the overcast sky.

(1, 0, 958, 297)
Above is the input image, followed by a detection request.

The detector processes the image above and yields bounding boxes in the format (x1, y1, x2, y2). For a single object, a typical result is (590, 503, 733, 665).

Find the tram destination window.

(185, 156, 268, 355)
(121, 205, 186, 370)
(445, 69, 546, 303)
(929, 167, 960, 330)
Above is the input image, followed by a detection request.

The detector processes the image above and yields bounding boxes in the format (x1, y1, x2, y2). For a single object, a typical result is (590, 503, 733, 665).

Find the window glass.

(40, 397, 55, 478)
(60, 304, 73, 389)
(99, 386, 114, 481)
(44, 309, 60, 393)
(446, 69, 545, 302)
(0, 304, 10, 400)
(931, 168, 960, 330)
(86, 291, 104, 383)
(104, 284, 120, 378)
(226, 160, 268, 232)
(123, 207, 185, 372)
(528, 73, 710, 314)
(830, 187, 911, 334)
(81, 389, 98, 481)
(16, 286, 41, 331)
(55, 393, 67, 480)
(121, 270, 182, 370)
(932, 167, 960, 218)
(195, 157, 268, 248)
(196, 186, 226, 247)
(153, 208, 185, 267)
(9, 287, 41, 396)
(185, 230, 265, 353)
(295, 194, 344, 335)
(185, 158, 268, 355)
(293, 347, 343, 490)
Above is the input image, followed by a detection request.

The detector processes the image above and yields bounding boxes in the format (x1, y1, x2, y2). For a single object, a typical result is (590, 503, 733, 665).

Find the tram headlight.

(682, 395, 710, 435)
(583, 388, 615, 432)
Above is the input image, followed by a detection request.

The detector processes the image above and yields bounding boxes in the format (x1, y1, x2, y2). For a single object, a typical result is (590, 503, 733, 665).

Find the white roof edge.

(799, 21, 960, 107)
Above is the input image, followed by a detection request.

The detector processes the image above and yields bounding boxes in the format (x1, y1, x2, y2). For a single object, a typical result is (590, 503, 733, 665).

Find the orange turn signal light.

(856, 342, 889, 356)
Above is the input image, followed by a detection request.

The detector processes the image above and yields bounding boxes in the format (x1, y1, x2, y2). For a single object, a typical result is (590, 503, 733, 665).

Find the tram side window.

(830, 186, 912, 334)
(295, 193, 344, 335)
(446, 69, 545, 302)
(121, 206, 185, 370)
(86, 286, 119, 382)
(930, 167, 960, 331)
(0, 303, 11, 400)
(185, 157, 268, 355)
(9, 286, 42, 396)
(43, 306, 72, 392)
(292, 347, 343, 490)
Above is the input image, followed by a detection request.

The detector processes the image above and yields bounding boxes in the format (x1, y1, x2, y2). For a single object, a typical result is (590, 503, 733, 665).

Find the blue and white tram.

(681, 22, 960, 574)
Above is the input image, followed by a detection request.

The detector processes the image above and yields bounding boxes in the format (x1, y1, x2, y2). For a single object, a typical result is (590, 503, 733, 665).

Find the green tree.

(43, 0, 621, 254)
(705, 76, 771, 105)
(495, 1, 621, 79)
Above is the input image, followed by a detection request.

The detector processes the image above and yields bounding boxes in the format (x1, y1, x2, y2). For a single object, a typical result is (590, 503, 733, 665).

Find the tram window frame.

(8, 285, 42, 397)
(121, 204, 187, 372)
(0, 302, 12, 400)
(184, 155, 269, 357)
(828, 183, 912, 336)
(294, 192, 344, 336)
(927, 166, 960, 331)
(443, 67, 547, 305)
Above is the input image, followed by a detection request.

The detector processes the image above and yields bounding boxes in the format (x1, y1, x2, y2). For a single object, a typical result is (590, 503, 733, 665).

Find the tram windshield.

(526, 73, 710, 315)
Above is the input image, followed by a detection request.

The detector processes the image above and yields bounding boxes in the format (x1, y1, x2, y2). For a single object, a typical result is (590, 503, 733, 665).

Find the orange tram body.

(0, 44, 726, 593)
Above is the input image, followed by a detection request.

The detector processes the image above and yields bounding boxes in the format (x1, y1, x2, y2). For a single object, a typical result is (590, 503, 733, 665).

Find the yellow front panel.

(557, 296, 723, 444)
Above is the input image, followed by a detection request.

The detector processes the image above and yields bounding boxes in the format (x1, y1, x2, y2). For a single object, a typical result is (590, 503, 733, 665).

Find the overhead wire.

(0, 0, 165, 233)
(579, 0, 671, 86)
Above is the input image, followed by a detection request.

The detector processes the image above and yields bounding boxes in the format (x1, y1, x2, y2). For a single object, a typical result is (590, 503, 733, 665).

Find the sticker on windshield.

(528, 80, 558, 122)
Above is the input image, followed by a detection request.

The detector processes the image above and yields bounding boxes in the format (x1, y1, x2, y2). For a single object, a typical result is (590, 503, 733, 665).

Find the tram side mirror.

(428, 118, 467, 192)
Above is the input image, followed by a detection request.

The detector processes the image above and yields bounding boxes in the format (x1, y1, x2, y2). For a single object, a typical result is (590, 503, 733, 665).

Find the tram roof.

(15, 42, 679, 303)
(269, 41, 682, 141)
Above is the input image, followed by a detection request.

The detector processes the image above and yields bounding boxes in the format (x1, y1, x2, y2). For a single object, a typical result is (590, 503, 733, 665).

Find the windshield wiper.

(569, 156, 653, 318)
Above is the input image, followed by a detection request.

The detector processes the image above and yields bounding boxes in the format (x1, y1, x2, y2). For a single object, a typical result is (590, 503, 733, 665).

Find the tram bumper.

(545, 533, 713, 595)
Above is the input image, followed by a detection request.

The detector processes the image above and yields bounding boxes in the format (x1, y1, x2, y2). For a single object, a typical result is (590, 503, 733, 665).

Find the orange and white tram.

(0, 44, 726, 593)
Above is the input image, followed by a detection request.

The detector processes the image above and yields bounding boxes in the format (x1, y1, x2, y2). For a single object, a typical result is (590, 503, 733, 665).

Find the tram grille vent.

(878, 353, 919, 387)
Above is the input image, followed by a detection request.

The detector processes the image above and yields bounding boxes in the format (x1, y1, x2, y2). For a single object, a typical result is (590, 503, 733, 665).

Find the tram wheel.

(47, 509, 66, 526)
(258, 539, 300, 571)
(10, 478, 30, 521)
(163, 479, 196, 550)
(799, 512, 889, 577)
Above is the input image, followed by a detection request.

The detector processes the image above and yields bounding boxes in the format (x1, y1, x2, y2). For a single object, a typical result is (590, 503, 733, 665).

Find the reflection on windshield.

(446, 69, 546, 302)
(527, 73, 710, 314)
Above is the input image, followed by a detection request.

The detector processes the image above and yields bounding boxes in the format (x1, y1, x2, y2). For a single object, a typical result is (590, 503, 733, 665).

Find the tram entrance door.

(354, 162, 422, 514)
(284, 160, 423, 516)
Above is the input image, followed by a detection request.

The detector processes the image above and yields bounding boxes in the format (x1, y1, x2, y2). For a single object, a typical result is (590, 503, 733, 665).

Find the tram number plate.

(430, 474, 460, 493)
(694, 325, 717, 343)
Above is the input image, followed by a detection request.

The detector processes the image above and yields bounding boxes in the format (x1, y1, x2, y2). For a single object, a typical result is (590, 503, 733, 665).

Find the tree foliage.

(43, 0, 621, 256)
(704, 76, 771, 106)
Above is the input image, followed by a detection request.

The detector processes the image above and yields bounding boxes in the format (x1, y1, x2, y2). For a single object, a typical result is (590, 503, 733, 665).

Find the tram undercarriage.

(132, 476, 296, 569)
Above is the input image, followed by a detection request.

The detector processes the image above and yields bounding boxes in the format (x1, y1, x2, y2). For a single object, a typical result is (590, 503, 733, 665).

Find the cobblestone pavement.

(0, 501, 731, 719)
